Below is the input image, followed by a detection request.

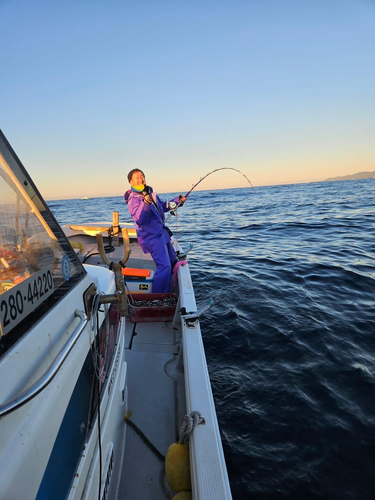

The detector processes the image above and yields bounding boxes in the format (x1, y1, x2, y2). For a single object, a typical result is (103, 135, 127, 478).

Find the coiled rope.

(179, 411, 206, 443)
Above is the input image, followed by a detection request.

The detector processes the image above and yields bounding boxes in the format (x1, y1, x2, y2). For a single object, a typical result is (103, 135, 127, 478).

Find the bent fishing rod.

(165, 167, 256, 221)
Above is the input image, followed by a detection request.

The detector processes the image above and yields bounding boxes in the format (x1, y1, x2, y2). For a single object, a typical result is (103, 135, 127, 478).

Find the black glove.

(143, 194, 152, 205)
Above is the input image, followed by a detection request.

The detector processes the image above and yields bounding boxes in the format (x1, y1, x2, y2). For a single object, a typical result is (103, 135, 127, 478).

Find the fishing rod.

(165, 167, 256, 221)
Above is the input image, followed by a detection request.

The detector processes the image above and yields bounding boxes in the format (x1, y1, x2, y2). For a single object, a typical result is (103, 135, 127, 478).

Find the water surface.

(49, 179, 375, 499)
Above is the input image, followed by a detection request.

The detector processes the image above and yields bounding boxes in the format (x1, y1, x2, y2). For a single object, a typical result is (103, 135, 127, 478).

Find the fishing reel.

(165, 195, 187, 221)
(141, 185, 154, 205)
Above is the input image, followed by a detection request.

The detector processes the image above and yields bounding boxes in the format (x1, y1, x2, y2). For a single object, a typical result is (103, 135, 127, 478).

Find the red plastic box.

(127, 293, 178, 323)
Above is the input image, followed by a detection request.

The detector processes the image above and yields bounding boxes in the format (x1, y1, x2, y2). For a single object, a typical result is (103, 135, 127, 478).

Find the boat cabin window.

(0, 131, 86, 351)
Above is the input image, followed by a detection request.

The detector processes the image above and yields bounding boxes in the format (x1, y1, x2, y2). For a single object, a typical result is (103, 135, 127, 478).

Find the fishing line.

(287, 253, 326, 324)
(265, 226, 326, 325)
(185, 167, 256, 197)
(165, 167, 256, 222)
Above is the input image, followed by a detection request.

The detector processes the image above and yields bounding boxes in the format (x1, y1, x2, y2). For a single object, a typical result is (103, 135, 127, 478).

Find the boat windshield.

(0, 131, 86, 346)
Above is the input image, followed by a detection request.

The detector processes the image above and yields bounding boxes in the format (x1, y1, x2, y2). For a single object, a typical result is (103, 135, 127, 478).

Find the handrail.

(96, 227, 130, 267)
(120, 228, 130, 266)
(96, 233, 112, 266)
(0, 310, 88, 418)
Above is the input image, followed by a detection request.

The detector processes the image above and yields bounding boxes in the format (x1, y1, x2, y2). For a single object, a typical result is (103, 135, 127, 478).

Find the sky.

(1, 0, 374, 199)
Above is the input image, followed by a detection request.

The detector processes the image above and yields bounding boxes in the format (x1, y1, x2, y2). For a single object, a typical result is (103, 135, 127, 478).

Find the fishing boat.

(0, 130, 232, 500)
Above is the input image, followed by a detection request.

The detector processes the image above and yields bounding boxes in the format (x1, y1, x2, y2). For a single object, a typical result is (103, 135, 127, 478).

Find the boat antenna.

(166, 167, 256, 221)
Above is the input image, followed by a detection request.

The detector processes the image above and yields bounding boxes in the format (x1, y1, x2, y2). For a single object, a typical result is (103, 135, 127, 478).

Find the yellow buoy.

(69, 240, 84, 253)
(165, 442, 191, 492)
(172, 492, 192, 500)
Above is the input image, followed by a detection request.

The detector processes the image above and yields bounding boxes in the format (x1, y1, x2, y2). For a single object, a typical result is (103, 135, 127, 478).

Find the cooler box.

(122, 267, 154, 294)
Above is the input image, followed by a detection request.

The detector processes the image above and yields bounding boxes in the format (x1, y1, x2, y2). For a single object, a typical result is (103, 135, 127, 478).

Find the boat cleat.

(177, 243, 193, 260)
(180, 298, 213, 328)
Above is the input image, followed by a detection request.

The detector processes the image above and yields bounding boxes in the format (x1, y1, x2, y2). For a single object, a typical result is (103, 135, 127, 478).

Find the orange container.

(122, 267, 152, 278)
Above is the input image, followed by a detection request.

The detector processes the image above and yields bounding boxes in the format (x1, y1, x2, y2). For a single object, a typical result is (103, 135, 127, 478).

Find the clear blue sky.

(1, 0, 374, 199)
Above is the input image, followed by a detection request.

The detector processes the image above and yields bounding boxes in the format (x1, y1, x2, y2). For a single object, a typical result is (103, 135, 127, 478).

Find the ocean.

(49, 179, 375, 499)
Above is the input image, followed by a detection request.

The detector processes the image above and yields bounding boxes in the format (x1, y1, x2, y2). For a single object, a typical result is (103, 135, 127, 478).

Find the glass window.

(0, 131, 86, 350)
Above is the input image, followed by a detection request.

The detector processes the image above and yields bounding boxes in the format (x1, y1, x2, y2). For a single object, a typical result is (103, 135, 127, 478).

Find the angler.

(124, 169, 186, 293)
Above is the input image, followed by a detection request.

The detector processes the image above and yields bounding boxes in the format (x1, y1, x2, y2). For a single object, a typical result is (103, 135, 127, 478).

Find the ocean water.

(49, 179, 375, 499)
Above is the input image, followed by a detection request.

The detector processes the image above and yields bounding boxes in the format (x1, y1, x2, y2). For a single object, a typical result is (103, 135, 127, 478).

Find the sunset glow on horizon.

(1, 1, 374, 201)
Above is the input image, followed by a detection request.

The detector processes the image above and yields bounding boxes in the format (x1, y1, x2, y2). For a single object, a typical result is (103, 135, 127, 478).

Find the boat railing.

(0, 310, 87, 418)
(177, 263, 233, 499)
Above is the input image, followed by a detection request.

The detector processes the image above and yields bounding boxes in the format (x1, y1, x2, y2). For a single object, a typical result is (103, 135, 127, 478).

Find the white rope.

(90, 292, 108, 382)
(90, 292, 104, 334)
(179, 411, 206, 443)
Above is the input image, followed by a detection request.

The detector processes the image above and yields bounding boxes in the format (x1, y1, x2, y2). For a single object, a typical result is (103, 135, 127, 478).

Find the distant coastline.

(325, 170, 375, 182)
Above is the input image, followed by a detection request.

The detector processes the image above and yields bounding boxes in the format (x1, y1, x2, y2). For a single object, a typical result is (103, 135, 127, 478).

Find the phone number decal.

(0, 266, 54, 336)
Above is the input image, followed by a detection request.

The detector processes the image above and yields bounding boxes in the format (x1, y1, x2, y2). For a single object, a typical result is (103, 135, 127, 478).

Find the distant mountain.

(325, 171, 375, 182)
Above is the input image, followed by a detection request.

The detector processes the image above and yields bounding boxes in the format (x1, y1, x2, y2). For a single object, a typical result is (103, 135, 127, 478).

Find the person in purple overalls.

(124, 169, 186, 293)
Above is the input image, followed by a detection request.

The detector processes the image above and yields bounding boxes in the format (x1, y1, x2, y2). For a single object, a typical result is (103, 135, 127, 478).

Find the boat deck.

(119, 319, 185, 499)
(62, 224, 232, 500)
(64, 225, 187, 498)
